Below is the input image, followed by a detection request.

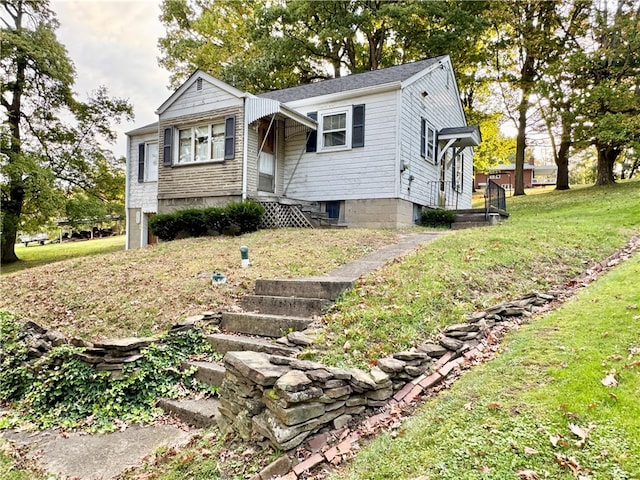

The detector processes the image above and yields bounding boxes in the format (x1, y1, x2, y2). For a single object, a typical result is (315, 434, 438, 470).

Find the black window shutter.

(452, 155, 457, 184)
(306, 112, 317, 152)
(138, 143, 145, 182)
(420, 119, 426, 158)
(352, 104, 365, 148)
(224, 115, 236, 160)
(163, 127, 173, 166)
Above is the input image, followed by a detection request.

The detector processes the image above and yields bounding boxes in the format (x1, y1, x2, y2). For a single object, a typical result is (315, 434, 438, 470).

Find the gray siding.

(399, 57, 473, 209)
(282, 89, 399, 201)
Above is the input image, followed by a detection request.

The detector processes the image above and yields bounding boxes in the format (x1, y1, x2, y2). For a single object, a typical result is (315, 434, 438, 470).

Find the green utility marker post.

(240, 245, 249, 268)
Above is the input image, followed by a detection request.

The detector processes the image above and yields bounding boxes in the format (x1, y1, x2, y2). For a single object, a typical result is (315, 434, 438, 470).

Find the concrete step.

(255, 278, 353, 300)
(182, 360, 226, 387)
(454, 213, 488, 222)
(451, 221, 492, 230)
(240, 294, 331, 316)
(157, 397, 220, 428)
(206, 333, 298, 357)
(221, 312, 312, 338)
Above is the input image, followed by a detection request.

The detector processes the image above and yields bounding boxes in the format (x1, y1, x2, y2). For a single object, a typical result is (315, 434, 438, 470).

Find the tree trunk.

(514, 93, 528, 196)
(555, 131, 571, 190)
(1, 183, 24, 264)
(595, 142, 619, 186)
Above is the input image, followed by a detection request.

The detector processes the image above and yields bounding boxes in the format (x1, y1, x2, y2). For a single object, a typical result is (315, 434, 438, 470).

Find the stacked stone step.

(217, 351, 394, 450)
(77, 337, 157, 376)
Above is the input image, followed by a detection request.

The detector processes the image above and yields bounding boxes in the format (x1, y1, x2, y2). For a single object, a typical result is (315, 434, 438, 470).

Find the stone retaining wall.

(14, 312, 221, 377)
(218, 291, 557, 451)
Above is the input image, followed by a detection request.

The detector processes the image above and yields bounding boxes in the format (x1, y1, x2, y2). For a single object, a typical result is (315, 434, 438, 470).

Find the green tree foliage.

(489, 1, 567, 196)
(571, 0, 640, 185)
(159, 0, 493, 94)
(1, 0, 133, 264)
(468, 112, 516, 175)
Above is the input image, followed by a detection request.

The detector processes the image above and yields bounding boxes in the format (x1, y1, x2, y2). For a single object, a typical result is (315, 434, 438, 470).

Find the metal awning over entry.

(245, 97, 316, 138)
(437, 125, 481, 164)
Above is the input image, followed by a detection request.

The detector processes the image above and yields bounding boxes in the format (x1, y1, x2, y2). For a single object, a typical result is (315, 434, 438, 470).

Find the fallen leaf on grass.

(524, 447, 539, 455)
(601, 373, 618, 387)
(556, 454, 583, 476)
(517, 468, 540, 479)
(487, 402, 501, 410)
(569, 423, 593, 447)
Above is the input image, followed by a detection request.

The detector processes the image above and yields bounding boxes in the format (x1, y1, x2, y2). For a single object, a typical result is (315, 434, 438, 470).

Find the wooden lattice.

(260, 202, 314, 228)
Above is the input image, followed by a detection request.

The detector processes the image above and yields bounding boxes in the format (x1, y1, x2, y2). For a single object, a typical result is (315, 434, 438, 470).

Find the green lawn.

(310, 180, 640, 367)
(1, 236, 125, 275)
(331, 246, 640, 480)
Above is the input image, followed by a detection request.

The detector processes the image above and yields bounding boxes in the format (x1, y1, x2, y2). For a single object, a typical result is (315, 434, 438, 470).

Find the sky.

(52, 0, 170, 159)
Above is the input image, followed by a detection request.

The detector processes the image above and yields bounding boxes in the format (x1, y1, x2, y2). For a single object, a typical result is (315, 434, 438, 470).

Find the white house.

(125, 55, 480, 249)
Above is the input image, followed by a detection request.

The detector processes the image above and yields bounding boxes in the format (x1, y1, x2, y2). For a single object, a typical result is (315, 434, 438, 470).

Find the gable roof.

(258, 56, 446, 103)
(156, 70, 248, 115)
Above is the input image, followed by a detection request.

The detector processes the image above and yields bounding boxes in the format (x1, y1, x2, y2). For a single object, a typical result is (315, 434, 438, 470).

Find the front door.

(258, 119, 275, 193)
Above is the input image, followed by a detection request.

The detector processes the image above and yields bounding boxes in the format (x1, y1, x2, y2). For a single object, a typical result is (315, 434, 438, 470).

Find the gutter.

(242, 96, 249, 200)
(124, 134, 131, 250)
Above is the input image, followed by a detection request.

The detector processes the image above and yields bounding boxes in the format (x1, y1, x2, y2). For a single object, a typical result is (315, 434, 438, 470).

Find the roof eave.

(155, 70, 250, 115)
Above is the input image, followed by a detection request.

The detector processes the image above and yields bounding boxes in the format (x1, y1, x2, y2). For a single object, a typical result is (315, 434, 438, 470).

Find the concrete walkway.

(326, 231, 445, 280)
(0, 231, 445, 479)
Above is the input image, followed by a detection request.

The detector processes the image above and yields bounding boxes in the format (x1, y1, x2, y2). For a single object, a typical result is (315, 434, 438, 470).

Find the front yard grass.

(0, 229, 399, 340)
(1, 236, 126, 275)
(331, 244, 640, 480)
(310, 180, 639, 367)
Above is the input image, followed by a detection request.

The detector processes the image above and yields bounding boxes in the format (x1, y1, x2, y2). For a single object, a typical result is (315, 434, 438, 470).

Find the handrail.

(485, 179, 507, 219)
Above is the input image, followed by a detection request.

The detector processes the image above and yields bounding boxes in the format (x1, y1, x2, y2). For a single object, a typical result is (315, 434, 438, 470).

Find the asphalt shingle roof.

(258, 56, 446, 103)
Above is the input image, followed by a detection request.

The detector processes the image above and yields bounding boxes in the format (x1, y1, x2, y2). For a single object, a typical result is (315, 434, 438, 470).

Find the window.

(307, 105, 365, 152)
(137, 142, 158, 182)
(489, 173, 501, 179)
(322, 112, 348, 148)
(420, 119, 437, 162)
(145, 142, 158, 181)
(175, 120, 231, 164)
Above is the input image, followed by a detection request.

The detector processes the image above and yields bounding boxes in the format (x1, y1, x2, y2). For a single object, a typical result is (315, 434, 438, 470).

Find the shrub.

(149, 213, 180, 241)
(226, 200, 265, 233)
(202, 207, 229, 234)
(149, 201, 265, 242)
(420, 208, 456, 228)
(175, 209, 208, 237)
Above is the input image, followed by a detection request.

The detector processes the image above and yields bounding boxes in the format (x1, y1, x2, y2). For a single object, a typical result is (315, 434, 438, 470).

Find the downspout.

(242, 97, 248, 200)
(124, 134, 131, 250)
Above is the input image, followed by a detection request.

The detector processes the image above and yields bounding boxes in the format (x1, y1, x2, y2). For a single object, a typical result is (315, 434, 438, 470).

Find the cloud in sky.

(52, 0, 171, 158)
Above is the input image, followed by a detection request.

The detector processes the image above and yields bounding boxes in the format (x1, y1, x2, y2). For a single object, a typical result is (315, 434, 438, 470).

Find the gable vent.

(196, 78, 203, 91)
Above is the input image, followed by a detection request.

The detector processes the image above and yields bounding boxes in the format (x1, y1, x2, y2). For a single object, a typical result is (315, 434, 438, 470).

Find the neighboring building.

(474, 163, 558, 191)
(126, 56, 480, 249)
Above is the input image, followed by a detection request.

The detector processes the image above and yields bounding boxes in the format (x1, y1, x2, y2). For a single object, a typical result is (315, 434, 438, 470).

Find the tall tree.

(490, 1, 564, 196)
(534, 0, 590, 190)
(1, 0, 132, 264)
(573, 0, 640, 185)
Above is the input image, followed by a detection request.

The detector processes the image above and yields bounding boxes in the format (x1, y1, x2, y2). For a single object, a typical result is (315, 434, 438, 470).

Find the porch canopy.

(437, 125, 481, 164)
(245, 97, 316, 138)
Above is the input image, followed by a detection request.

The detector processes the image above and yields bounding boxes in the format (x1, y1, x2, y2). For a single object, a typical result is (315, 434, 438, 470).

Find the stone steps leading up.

(156, 397, 220, 428)
(240, 294, 331, 317)
(206, 333, 298, 357)
(221, 312, 313, 338)
(182, 360, 226, 387)
(255, 278, 353, 300)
